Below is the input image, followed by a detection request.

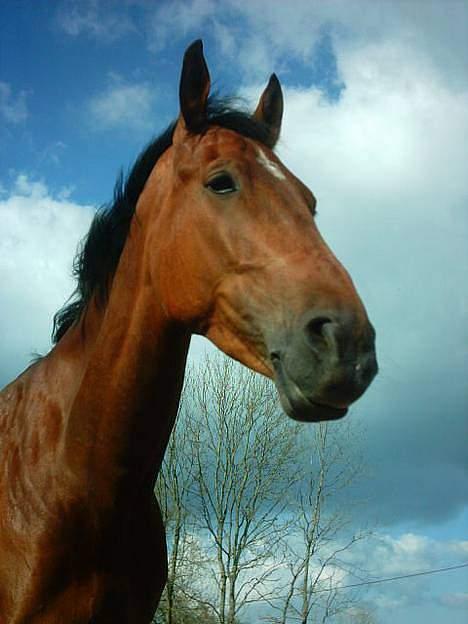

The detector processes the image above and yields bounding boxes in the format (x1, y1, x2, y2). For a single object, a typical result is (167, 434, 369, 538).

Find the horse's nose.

(268, 310, 377, 422)
(304, 311, 378, 399)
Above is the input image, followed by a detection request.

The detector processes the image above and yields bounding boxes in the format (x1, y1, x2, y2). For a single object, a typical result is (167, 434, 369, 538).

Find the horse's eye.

(205, 172, 237, 195)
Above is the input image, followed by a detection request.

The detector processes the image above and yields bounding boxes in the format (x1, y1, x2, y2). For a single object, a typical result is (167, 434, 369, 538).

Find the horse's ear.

(253, 73, 283, 148)
(179, 39, 210, 132)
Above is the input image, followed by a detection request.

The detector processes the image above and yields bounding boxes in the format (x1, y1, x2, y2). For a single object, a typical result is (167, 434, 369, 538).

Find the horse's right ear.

(178, 39, 211, 133)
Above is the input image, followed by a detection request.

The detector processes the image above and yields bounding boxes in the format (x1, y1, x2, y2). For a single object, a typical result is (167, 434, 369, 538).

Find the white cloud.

(361, 533, 468, 577)
(87, 74, 156, 131)
(338, 532, 468, 615)
(147, 0, 216, 52)
(35, 141, 68, 168)
(53, 0, 468, 92)
(242, 0, 468, 87)
(278, 44, 468, 205)
(0, 82, 28, 124)
(140, 0, 468, 87)
(437, 593, 468, 610)
(56, 0, 135, 42)
(0, 175, 93, 384)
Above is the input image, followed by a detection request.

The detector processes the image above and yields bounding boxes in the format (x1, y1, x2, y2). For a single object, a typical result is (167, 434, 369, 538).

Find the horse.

(0, 40, 377, 623)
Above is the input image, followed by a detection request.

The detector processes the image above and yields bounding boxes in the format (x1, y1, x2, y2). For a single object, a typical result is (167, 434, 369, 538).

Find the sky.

(1, 1, 467, 622)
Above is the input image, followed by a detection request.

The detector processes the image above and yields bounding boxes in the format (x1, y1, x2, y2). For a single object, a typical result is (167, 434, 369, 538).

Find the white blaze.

(256, 148, 286, 180)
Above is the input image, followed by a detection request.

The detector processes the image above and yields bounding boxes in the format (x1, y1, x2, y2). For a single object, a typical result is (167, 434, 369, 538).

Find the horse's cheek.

(158, 256, 212, 324)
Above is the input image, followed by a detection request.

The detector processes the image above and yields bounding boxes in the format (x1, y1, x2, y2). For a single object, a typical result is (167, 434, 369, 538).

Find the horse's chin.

(271, 356, 348, 423)
(278, 390, 348, 423)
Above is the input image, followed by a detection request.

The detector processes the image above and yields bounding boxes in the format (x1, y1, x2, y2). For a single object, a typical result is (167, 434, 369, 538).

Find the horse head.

(141, 40, 378, 422)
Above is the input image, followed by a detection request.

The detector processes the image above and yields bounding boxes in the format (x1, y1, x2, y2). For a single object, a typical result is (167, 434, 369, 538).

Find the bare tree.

(270, 422, 372, 624)
(156, 354, 373, 624)
(181, 355, 301, 624)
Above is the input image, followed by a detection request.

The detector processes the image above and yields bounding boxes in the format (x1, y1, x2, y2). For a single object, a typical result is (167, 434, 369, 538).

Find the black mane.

(52, 97, 272, 343)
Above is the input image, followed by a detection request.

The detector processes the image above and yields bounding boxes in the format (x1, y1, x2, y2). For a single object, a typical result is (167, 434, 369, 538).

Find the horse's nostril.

(270, 351, 281, 363)
(306, 316, 333, 340)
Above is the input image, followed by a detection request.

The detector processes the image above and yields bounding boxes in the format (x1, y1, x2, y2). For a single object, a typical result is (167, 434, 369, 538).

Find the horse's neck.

(52, 213, 190, 506)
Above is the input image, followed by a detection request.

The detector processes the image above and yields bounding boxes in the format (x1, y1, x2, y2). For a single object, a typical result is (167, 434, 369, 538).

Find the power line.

(311, 562, 468, 594)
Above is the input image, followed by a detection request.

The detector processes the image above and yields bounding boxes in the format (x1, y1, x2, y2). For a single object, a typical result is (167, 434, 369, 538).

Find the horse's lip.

(270, 353, 348, 423)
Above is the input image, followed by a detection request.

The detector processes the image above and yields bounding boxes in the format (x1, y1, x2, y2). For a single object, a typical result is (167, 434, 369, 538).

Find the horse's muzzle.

(269, 310, 378, 422)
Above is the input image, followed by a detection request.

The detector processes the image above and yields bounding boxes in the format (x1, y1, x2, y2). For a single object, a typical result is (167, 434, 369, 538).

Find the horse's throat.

(60, 273, 190, 505)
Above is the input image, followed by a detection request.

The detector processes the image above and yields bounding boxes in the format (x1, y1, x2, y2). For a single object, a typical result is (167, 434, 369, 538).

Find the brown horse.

(0, 41, 377, 623)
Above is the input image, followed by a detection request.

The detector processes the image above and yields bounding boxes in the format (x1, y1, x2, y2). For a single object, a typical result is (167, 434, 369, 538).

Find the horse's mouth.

(270, 354, 348, 422)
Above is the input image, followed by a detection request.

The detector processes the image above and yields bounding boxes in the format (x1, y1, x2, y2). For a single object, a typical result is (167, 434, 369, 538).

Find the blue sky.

(1, 2, 467, 622)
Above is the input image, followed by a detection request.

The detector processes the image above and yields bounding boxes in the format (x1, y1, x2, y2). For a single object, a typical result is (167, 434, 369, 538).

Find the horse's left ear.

(179, 39, 211, 132)
(253, 73, 284, 148)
